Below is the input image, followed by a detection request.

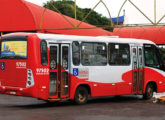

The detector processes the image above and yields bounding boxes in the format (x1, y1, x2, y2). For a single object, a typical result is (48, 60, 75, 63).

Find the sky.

(25, 0, 165, 25)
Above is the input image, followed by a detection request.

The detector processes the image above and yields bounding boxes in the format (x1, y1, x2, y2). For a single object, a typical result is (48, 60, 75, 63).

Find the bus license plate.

(10, 91, 16, 95)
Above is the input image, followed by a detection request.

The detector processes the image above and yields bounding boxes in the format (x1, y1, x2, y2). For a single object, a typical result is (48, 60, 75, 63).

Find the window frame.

(0, 39, 28, 60)
(144, 44, 164, 69)
(49, 45, 58, 69)
(62, 46, 69, 69)
(108, 43, 131, 66)
(72, 41, 80, 66)
(40, 40, 48, 66)
(81, 42, 107, 66)
(157, 44, 165, 65)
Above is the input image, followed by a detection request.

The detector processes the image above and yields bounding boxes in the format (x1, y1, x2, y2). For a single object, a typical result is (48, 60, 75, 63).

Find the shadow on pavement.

(9, 95, 147, 109)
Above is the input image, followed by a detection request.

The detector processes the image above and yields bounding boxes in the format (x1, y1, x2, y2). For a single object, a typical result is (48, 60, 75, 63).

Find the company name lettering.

(79, 71, 88, 74)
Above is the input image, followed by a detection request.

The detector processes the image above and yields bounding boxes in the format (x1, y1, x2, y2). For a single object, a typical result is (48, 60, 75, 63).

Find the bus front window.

(0, 40, 27, 59)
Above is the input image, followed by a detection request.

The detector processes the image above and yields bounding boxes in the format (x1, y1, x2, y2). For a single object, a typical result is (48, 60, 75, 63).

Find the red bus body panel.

(0, 33, 165, 102)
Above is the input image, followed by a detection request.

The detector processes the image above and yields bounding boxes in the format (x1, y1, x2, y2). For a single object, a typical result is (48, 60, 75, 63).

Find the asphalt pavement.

(0, 94, 165, 120)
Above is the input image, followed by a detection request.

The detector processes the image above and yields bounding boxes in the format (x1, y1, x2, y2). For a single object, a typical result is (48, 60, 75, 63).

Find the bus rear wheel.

(143, 84, 154, 100)
(74, 86, 88, 105)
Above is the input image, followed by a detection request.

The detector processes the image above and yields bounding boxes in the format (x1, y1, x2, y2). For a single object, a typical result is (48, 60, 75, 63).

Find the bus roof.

(2, 32, 155, 45)
(36, 33, 155, 45)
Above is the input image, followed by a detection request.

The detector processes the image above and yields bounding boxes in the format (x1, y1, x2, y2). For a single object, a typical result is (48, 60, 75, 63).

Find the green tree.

(43, 0, 112, 31)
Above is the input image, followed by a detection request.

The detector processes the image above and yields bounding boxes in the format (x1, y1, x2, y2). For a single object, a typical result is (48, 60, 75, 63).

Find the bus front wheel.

(74, 86, 88, 105)
(143, 84, 154, 100)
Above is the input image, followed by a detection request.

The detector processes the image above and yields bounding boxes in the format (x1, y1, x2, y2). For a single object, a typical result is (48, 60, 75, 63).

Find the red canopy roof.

(113, 26, 165, 44)
(0, 0, 112, 36)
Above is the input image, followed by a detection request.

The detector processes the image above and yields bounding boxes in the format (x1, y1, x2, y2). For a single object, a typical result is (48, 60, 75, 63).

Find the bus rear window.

(1, 40, 27, 59)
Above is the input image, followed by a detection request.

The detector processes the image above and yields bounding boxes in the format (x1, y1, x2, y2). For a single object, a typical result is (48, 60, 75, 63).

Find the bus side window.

(108, 43, 130, 65)
(40, 40, 48, 66)
(81, 42, 107, 66)
(144, 44, 163, 69)
(72, 41, 80, 66)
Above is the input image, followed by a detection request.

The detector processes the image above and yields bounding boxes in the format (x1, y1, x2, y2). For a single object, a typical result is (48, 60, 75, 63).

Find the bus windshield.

(0, 40, 27, 59)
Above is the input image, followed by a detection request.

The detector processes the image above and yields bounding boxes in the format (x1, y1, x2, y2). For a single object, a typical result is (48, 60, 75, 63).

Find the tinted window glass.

(108, 43, 130, 65)
(62, 46, 68, 69)
(144, 44, 162, 68)
(72, 41, 80, 65)
(49, 46, 57, 69)
(81, 42, 107, 66)
(157, 45, 165, 64)
(41, 40, 48, 66)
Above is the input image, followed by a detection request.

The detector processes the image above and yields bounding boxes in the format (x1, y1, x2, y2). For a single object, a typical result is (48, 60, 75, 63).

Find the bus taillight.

(26, 69, 34, 87)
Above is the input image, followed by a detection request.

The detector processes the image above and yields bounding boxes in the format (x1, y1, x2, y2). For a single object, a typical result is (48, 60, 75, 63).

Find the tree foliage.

(43, 0, 112, 30)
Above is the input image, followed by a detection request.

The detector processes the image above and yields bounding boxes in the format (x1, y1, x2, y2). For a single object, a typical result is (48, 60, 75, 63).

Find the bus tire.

(74, 86, 88, 105)
(143, 83, 154, 100)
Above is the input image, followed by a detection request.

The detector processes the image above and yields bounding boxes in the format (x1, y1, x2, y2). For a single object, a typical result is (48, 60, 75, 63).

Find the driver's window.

(144, 44, 162, 69)
(157, 45, 165, 66)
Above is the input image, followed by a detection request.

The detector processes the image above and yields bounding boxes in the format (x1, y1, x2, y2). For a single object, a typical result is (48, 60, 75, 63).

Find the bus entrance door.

(49, 44, 70, 99)
(132, 46, 144, 94)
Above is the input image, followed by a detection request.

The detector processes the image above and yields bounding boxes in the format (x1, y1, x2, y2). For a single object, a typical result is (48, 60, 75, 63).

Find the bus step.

(48, 98, 69, 102)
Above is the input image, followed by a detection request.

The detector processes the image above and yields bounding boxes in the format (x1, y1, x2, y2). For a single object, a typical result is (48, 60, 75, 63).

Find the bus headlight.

(26, 69, 34, 87)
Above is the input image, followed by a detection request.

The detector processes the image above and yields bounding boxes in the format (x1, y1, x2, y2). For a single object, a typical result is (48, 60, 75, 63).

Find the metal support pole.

(40, 8, 47, 30)
(100, 0, 113, 27)
(157, 15, 165, 24)
(154, 0, 157, 25)
(117, 0, 127, 25)
(77, 0, 101, 27)
(49, 0, 74, 27)
(74, 0, 77, 28)
(128, 0, 154, 25)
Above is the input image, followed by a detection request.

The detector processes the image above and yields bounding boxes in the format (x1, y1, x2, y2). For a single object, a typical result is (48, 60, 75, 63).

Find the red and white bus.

(0, 33, 165, 104)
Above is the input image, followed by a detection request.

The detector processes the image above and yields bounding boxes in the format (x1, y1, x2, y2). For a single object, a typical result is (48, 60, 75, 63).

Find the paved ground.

(0, 94, 165, 120)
